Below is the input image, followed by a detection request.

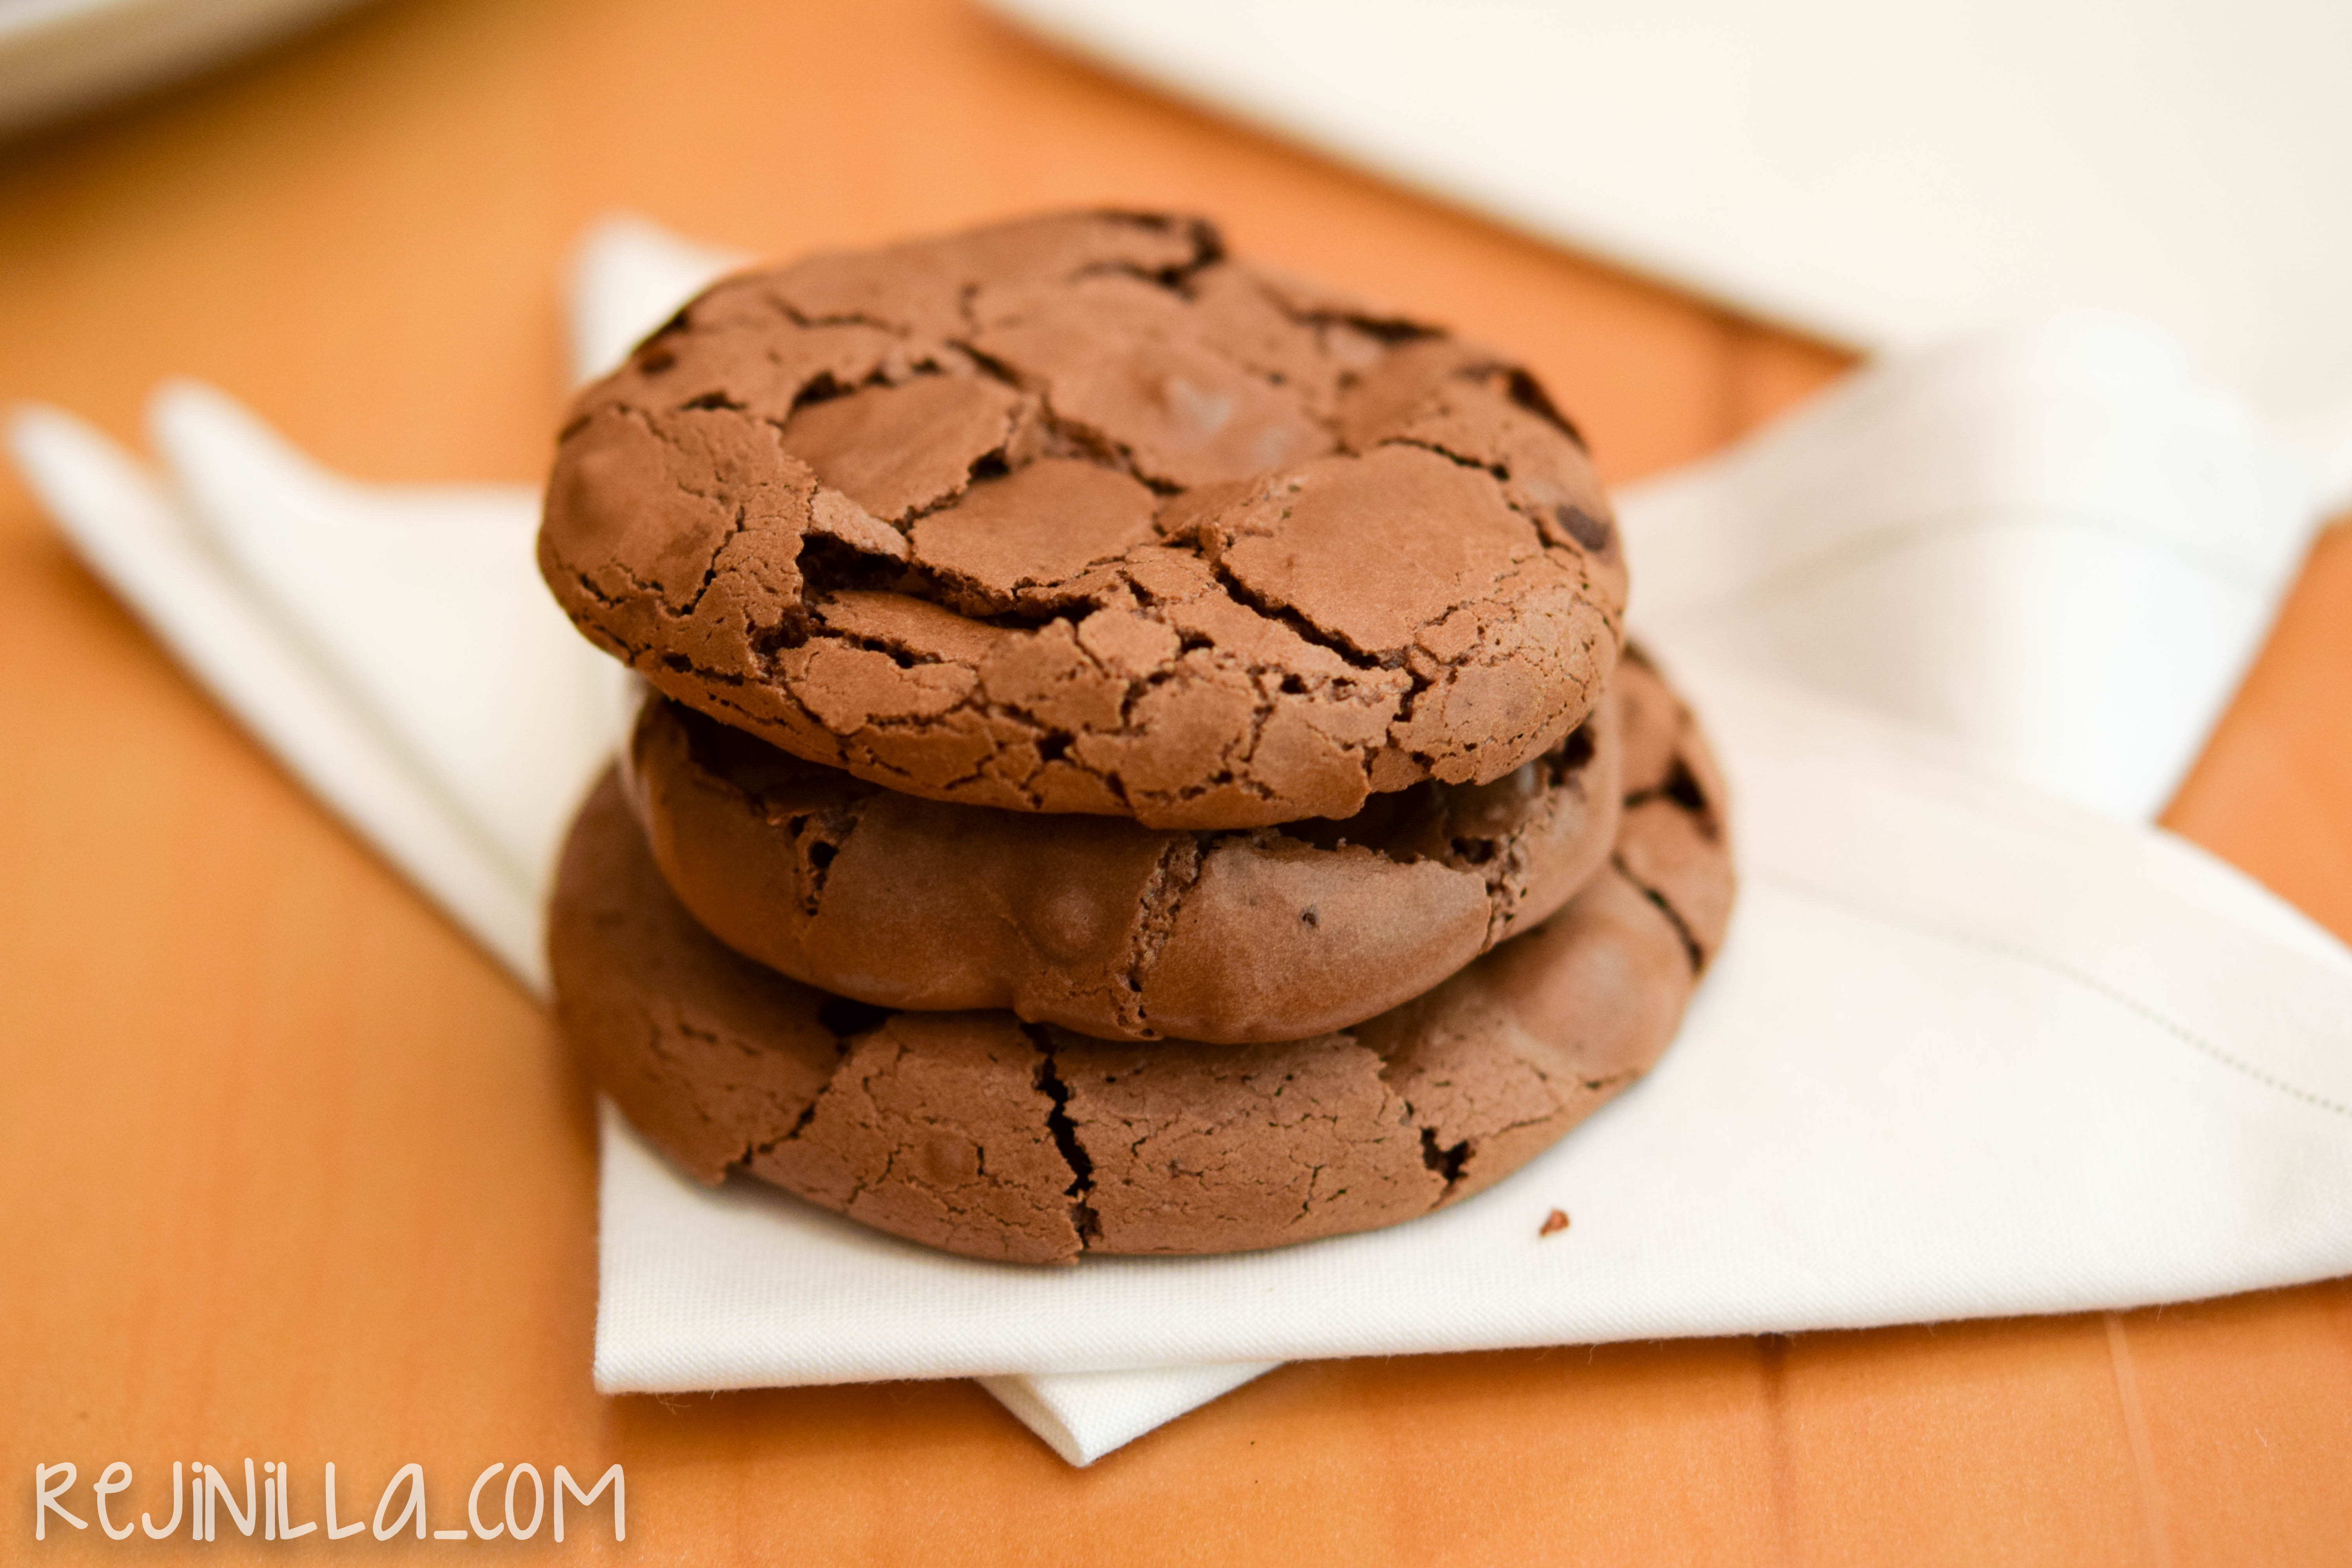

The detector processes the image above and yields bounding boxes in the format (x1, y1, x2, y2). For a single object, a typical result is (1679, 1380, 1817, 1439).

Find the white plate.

(0, 0, 363, 140)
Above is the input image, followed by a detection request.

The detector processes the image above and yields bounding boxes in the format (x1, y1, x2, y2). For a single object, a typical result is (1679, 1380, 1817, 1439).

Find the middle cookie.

(623, 683, 1624, 1044)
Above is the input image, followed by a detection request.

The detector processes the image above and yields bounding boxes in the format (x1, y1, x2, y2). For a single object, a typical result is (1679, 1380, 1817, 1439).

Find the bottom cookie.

(550, 653, 1734, 1264)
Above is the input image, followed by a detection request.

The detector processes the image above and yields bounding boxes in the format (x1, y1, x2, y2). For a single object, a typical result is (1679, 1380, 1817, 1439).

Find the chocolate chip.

(1555, 504, 1614, 554)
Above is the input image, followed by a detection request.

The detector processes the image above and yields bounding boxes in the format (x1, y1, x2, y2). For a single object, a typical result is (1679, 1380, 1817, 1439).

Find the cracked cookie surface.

(540, 210, 1626, 830)
(550, 655, 1730, 1264)
(622, 674, 1622, 1045)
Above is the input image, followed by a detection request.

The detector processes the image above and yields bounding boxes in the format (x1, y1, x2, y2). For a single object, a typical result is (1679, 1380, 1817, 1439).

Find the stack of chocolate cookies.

(538, 212, 1734, 1265)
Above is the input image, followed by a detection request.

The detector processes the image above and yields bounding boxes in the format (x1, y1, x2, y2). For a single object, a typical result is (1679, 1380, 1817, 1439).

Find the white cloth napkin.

(1622, 317, 2317, 820)
(8, 384, 624, 993)
(979, 0, 2352, 503)
(10, 218, 2346, 1468)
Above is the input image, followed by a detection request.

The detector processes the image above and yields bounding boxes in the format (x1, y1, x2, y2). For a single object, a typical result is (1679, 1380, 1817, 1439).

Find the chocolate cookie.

(621, 677, 1622, 1045)
(540, 210, 1625, 830)
(550, 659, 1730, 1265)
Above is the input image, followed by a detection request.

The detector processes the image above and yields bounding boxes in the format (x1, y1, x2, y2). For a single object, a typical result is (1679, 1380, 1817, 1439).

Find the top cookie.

(541, 211, 1626, 829)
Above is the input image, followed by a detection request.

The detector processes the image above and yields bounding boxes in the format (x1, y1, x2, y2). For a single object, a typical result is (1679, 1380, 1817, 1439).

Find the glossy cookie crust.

(540, 210, 1625, 829)
(622, 677, 1622, 1044)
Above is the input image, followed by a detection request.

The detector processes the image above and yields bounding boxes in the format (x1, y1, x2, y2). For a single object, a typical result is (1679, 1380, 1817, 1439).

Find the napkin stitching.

(1642, 503, 2270, 624)
(1764, 870, 2352, 1123)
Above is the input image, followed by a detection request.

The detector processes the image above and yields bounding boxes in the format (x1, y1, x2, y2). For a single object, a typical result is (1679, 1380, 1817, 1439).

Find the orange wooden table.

(4, 1, 2350, 1561)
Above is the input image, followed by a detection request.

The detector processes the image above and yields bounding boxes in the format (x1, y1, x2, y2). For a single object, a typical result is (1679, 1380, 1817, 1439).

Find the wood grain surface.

(2, 0, 2348, 1561)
